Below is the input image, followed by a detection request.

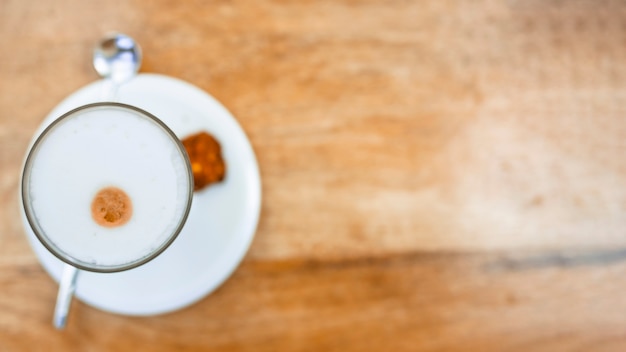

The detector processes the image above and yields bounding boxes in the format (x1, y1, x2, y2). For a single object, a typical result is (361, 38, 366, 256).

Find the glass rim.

(21, 102, 194, 273)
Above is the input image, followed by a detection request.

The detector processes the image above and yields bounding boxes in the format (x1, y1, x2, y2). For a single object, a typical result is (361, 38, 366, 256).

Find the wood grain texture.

(1, 0, 626, 350)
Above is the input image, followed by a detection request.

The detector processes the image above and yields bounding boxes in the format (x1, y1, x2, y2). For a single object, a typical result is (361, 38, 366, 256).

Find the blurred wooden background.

(1, 0, 626, 350)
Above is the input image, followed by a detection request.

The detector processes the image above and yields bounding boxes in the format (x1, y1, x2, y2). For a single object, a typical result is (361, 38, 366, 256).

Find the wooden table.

(1, 1, 626, 350)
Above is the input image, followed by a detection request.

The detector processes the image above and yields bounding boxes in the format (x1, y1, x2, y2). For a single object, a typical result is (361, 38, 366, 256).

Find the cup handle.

(53, 264, 79, 329)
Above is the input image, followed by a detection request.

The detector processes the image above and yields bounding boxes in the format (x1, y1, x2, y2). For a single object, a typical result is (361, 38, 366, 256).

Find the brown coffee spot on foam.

(91, 187, 132, 227)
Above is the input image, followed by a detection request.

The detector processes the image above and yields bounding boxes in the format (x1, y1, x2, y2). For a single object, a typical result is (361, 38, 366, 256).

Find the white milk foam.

(26, 106, 190, 268)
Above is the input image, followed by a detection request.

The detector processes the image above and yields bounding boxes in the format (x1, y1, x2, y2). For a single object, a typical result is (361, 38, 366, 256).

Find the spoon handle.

(100, 79, 119, 102)
(53, 264, 79, 329)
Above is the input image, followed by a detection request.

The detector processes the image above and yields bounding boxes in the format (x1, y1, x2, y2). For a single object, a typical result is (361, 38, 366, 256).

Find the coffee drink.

(22, 103, 192, 272)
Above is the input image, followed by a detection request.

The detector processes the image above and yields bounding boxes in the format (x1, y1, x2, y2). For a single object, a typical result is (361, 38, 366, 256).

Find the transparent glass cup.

(21, 102, 193, 326)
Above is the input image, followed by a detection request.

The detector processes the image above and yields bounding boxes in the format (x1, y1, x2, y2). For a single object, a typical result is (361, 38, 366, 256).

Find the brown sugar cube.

(181, 131, 226, 191)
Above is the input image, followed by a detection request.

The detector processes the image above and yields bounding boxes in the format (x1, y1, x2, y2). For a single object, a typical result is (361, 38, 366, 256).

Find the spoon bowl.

(93, 33, 142, 85)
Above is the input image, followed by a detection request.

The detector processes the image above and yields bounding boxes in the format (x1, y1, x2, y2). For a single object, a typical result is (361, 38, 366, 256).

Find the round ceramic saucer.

(20, 74, 261, 315)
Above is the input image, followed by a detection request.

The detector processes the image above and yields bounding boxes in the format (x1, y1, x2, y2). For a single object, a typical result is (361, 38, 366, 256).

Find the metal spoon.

(53, 33, 142, 330)
(53, 265, 78, 329)
(93, 32, 142, 101)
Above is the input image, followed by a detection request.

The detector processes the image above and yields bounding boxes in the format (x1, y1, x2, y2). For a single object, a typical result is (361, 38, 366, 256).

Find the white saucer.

(20, 74, 262, 316)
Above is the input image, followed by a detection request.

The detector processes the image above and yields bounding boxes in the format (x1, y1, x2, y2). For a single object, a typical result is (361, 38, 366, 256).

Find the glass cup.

(21, 102, 193, 325)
